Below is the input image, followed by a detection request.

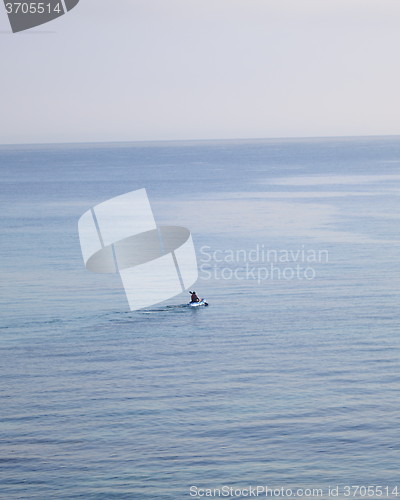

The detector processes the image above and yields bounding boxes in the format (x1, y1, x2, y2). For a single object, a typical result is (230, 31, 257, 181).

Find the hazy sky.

(1, 0, 400, 144)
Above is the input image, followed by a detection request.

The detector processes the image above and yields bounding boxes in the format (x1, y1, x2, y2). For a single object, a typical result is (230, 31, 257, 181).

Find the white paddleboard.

(188, 299, 208, 307)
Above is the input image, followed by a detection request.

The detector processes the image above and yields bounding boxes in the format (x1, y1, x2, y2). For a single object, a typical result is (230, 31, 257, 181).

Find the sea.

(0, 136, 399, 499)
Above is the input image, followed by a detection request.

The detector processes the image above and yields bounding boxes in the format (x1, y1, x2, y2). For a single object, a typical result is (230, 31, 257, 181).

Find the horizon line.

(1, 133, 400, 148)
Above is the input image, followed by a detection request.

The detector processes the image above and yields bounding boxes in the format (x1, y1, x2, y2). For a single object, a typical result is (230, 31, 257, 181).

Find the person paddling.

(190, 290, 200, 303)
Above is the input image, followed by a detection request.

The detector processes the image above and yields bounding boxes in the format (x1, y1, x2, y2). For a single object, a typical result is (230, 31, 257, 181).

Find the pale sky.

(1, 0, 400, 144)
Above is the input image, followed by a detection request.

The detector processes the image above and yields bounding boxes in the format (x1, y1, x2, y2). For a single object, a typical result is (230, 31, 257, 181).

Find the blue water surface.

(1, 137, 400, 499)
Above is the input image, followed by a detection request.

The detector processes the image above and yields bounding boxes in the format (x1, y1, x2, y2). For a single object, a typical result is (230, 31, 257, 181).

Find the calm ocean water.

(1, 137, 399, 499)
